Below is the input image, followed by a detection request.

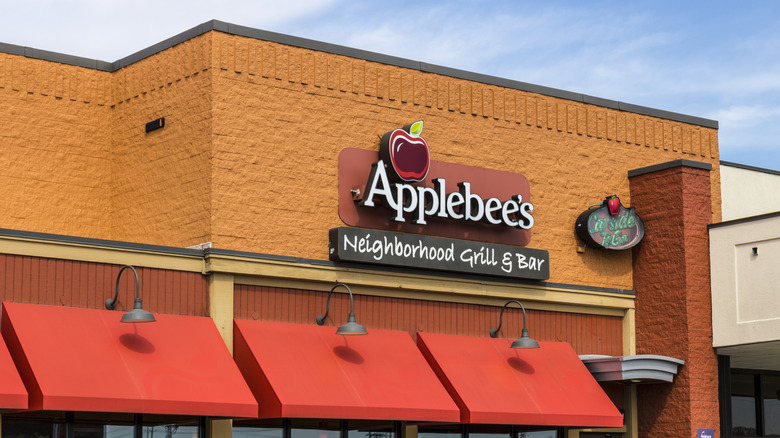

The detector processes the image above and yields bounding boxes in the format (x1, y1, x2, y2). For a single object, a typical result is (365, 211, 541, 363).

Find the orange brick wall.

(0, 53, 111, 239)
(0, 30, 722, 289)
(208, 31, 720, 288)
(109, 36, 214, 246)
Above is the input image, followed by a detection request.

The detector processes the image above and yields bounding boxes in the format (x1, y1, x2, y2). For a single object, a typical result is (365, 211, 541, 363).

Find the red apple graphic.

(379, 121, 430, 182)
(607, 195, 621, 215)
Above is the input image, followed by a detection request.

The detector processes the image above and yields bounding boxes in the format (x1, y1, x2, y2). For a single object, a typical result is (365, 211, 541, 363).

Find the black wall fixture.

(145, 117, 165, 133)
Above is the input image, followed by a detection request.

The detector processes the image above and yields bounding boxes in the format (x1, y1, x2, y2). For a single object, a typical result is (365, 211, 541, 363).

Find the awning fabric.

(233, 319, 460, 422)
(417, 332, 624, 427)
(1, 302, 258, 417)
(0, 329, 27, 409)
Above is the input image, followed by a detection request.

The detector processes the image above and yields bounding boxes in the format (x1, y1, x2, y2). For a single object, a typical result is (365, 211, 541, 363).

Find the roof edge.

(0, 19, 719, 129)
(627, 158, 713, 178)
(721, 160, 780, 177)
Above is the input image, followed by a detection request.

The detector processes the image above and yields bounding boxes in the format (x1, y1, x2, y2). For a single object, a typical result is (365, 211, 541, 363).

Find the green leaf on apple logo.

(410, 120, 423, 137)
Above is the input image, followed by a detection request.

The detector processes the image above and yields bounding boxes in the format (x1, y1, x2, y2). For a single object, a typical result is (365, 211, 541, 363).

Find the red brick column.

(628, 159, 720, 437)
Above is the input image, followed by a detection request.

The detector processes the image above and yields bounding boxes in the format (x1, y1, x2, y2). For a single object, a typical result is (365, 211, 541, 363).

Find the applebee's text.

(359, 160, 534, 229)
(329, 228, 549, 281)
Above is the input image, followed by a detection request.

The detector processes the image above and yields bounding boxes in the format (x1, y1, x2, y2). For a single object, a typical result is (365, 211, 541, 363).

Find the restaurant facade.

(0, 20, 722, 438)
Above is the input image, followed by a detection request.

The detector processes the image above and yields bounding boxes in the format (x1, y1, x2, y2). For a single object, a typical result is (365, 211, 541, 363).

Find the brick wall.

(630, 162, 720, 437)
(0, 53, 111, 238)
(109, 35, 213, 247)
(208, 31, 721, 288)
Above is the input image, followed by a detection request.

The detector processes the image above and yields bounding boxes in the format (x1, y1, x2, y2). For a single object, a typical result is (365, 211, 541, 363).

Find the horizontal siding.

(234, 284, 622, 356)
(0, 254, 208, 316)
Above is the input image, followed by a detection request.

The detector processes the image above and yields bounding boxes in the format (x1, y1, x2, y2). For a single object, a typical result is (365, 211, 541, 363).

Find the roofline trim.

(0, 19, 719, 129)
(721, 160, 780, 177)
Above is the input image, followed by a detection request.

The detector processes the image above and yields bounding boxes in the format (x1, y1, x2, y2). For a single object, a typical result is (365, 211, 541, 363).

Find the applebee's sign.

(359, 121, 534, 229)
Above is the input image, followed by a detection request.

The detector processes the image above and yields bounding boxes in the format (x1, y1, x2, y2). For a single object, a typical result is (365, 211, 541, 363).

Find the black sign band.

(329, 227, 549, 280)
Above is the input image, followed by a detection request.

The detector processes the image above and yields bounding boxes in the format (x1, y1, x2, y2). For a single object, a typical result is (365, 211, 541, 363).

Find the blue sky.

(3, 1, 779, 170)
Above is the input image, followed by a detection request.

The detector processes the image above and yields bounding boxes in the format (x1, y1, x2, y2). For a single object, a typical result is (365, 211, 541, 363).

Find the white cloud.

(1, 0, 342, 60)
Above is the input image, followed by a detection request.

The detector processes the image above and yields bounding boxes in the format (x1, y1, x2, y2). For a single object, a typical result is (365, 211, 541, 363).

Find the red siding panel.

(234, 284, 623, 356)
(0, 254, 208, 316)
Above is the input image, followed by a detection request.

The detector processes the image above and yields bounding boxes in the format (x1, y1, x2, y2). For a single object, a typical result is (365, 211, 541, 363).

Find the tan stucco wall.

(721, 164, 780, 220)
(0, 29, 722, 290)
(710, 214, 780, 347)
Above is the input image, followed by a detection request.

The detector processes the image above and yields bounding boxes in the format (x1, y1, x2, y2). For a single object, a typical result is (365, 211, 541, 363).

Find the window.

(233, 419, 398, 438)
(762, 375, 780, 437)
(1, 413, 202, 438)
(732, 373, 758, 436)
(234, 421, 559, 438)
(416, 424, 559, 438)
(232, 419, 283, 438)
(730, 369, 780, 437)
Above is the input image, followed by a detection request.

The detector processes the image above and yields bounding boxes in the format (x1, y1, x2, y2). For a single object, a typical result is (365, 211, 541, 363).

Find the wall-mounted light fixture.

(145, 117, 165, 133)
(315, 283, 367, 335)
(489, 300, 539, 349)
(105, 265, 155, 323)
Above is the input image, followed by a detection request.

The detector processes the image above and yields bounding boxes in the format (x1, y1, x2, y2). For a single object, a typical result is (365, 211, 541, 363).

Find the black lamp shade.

(316, 283, 367, 335)
(120, 297, 156, 323)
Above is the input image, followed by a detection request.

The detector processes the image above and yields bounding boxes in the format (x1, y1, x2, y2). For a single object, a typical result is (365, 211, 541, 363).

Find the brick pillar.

(628, 159, 720, 437)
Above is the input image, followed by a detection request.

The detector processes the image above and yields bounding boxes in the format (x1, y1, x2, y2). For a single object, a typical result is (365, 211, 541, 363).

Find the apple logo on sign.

(379, 121, 430, 182)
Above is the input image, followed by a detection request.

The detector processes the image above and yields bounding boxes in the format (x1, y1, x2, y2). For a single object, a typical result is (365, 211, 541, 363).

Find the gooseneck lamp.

(315, 283, 367, 335)
(489, 300, 539, 349)
(105, 265, 156, 323)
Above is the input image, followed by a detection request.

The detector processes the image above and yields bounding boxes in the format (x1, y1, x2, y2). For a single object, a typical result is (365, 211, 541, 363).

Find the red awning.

(234, 319, 460, 422)
(1, 302, 258, 417)
(0, 330, 27, 410)
(417, 332, 623, 427)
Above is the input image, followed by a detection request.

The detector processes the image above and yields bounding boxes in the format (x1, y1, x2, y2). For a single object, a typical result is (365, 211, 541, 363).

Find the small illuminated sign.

(575, 196, 645, 250)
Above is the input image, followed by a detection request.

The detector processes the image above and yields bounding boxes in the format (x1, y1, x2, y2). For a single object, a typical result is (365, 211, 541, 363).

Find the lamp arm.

(316, 283, 354, 325)
(489, 299, 528, 338)
(105, 265, 140, 310)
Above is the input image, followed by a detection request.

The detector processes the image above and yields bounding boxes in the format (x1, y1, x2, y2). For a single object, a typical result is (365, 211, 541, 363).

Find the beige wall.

(721, 163, 780, 220)
(710, 214, 780, 347)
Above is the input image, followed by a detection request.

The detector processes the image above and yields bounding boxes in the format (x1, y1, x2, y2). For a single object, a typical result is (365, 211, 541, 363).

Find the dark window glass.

(141, 415, 198, 438)
(732, 373, 758, 436)
(1, 412, 66, 438)
(232, 419, 284, 438)
(516, 430, 558, 438)
(468, 424, 511, 438)
(416, 423, 461, 438)
(1, 412, 139, 438)
(579, 434, 623, 438)
(73, 413, 134, 438)
(347, 420, 394, 438)
(763, 375, 780, 437)
(290, 419, 340, 438)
